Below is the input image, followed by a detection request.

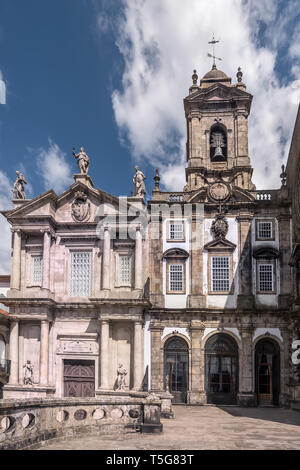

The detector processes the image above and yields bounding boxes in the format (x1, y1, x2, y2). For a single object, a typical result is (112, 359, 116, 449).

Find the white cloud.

(0, 70, 6, 105)
(36, 139, 73, 194)
(0, 171, 13, 275)
(104, 0, 300, 190)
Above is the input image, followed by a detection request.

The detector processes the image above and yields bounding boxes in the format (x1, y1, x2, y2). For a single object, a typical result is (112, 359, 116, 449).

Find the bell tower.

(183, 64, 255, 192)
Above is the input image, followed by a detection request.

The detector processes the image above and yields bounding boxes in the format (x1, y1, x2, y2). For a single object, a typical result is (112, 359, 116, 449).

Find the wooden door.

(64, 360, 95, 398)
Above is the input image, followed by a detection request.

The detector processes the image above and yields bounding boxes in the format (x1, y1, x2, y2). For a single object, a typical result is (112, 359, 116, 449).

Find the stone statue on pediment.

(23, 360, 33, 385)
(133, 166, 146, 199)
(72, 147, 90, 175)
(116, 363, 127, 390)
(12, 171, 27, 199)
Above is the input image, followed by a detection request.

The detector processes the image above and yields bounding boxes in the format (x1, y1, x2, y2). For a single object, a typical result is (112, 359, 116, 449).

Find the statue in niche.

(133, 166, 146, 199)
(12, 171, 27, 199)
(116, 363, 127, 390)
(210, 130, 227, 162)
(23, 360, 34, 385)
(72, 147, 90, 175)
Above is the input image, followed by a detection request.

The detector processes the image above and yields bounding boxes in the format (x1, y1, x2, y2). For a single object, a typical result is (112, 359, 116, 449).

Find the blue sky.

(0, 0, 300, 272)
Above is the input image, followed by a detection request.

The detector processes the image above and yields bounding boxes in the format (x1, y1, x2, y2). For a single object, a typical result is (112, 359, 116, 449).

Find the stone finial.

(12, 171, 27, 200)
(72, 146, 90, 175)
(192, 69, 198, 86)
(280, 164, 287, 187)
(154, 168, 160, 190)
(237, 67, 243, 83)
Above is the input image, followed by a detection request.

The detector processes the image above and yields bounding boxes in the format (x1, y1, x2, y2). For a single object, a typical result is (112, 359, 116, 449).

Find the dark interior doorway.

(64, 359, 95, 398)
(164, 337, 189, 404)
(255, 338, 280, 406)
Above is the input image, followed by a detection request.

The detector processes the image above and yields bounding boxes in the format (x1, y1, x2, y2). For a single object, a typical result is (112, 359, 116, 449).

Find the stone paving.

(37, 405, 300, 450)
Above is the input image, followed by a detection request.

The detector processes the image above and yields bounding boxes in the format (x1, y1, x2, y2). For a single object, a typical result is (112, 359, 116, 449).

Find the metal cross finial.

(208, 34, 222, 68)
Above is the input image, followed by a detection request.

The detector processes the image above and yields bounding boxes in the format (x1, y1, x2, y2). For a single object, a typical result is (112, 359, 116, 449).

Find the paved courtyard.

(36, 405, 300, 450)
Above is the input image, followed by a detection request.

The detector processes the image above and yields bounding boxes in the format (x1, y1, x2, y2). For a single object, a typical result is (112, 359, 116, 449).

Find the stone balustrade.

(0, 396, 163, 450)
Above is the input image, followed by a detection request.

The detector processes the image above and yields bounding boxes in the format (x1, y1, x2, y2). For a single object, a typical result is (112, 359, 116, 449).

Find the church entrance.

(164, 337, 189, 404)
(255, 339, 280, 406)
(205, 334, 238, 405)
(64, 360, 95, 398)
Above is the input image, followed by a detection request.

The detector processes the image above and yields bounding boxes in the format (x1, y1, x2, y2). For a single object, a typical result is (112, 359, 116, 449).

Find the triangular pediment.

(185, 82, 252, 102)
(204, 237, 236, 251)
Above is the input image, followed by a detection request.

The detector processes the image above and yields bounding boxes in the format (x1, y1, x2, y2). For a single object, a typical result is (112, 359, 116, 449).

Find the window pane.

(120, 255, 132, 285)
(70, 251, 92, 296)
(169, 223, 183, 240)
(169, 264, 183, 292)
(258, 222, 272, 239)
(32, 256, 43, 285)
(212, 257, 229, 291)
(258, 264, 273, 291)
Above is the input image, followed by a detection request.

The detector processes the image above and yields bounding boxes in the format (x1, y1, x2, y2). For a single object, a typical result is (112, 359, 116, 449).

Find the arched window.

(205, 333, 238, 404)
(0, 335, 6, 367)
(164, 337, 189, 403)
(210, 124, 227, 162)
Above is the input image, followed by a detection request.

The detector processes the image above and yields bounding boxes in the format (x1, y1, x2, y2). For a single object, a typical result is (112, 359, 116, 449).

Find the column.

(102, 228, 110, 290)
(134, 320, 144, 390)
(18, 323, 24, 385)
(150, 325, 164, 392)
(39, 320, 49, 386)
(135, 226, 143, 290)
(278, 214, 292, 308)
(189, 321, 206, 403)
(237, 216, 254, 309)
(238, 326, 256, 406)
(100, 320, 110, 389)
(42, 230, 51, 290)
(11, 229, 22, 290)
(9, 320, 19, 384)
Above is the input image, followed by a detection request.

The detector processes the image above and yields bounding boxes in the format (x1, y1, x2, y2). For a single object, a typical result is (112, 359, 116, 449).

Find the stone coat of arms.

(71, 191, 90, 222)
(211, 214, 229, 239)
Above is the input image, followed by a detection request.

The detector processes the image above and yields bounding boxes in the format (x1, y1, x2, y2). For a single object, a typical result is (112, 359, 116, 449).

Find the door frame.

(63, 359, 96, 398)
(163, 335, 190, 404)
(255, 337, 280, 406)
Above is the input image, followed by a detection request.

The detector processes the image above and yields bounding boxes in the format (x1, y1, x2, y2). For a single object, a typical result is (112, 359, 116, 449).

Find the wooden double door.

(64, 360, 95, 398)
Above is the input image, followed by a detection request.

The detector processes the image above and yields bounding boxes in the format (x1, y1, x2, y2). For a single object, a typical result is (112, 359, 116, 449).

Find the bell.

(213, 146, 224, 159)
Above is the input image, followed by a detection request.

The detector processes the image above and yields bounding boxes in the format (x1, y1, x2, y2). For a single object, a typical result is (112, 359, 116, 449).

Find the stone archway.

(164, 336, 189, 404)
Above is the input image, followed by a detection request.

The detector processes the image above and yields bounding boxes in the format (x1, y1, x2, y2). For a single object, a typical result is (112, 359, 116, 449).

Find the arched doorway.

(164, 337, 189, 404)
(205, 333, 238, 405)
(255, 338, 280, 406)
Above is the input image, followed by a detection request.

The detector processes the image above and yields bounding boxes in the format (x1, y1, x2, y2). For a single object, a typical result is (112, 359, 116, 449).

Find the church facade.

(1, 64, 299, 408)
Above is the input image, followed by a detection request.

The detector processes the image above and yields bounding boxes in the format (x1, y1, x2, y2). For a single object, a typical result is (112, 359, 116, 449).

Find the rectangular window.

(32, 256, 43, 285)
(169, 222, 184, 240)
(70, 251, 92, 296)
(258, 222, 272, 239)
(169, 264, 183, 292)
(211, 257, 230, 292)
(258, 264, 273, 292)
(119, 255, 132, 286)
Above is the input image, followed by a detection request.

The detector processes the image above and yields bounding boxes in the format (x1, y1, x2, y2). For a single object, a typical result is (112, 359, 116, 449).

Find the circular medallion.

(209, 182, 230, 202)
(93, 408, 105, 420)
(111, 408, 123, 419)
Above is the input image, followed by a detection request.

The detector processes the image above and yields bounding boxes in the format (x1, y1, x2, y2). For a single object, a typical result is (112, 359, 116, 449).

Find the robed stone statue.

(133, 166, 146, 199)
(12, 171, 27, 199)
(116, 363, 127, 390)
(23, 360, 33, 385)
(72, 147, 90, 175)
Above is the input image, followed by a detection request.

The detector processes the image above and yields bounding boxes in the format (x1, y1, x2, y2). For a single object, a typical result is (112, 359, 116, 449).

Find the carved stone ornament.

(71, 191, 90, 222)
(211, 214, 229, 239)
(209, 182, 230, 202)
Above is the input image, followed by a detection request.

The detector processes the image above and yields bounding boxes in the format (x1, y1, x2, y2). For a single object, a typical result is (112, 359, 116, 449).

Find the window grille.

(70, 251, 92, 296)
(169, 264, 183, 292)
(32, 256, 43, 285)
(120, 255, 132, 286)
(169, 223, 184, 240)
(212, 257, 230, 292)
(258, 264, 273, 291)
(258, 222, 272, 239)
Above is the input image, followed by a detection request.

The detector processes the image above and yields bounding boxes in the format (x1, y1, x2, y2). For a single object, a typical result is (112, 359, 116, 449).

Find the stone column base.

(3, 384, 56, 400)
(237, 392, 257, 407)
(187, 390, 207, 405)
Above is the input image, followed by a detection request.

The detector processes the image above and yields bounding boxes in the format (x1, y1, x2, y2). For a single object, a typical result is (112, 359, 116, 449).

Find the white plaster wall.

(253, 328, 283, 342)
(163, 218, 190, 309)
(161, 327, 191, 341)
(203, 327, 241, 341)
(203, 217, 239, 309)
(251, 217, 280, 307)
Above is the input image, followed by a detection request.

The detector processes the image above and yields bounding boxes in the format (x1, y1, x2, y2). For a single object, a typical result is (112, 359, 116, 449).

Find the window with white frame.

(211, 256, 230, 292)
(169, 222, 184, 240)
(258, 264, 273, 292)
(119, 255, 132, 286)
(169, 264, 183, 292)
(70, 251, 92, 296)
(258, 221, 272, 239)
(32, 255, 43, 285)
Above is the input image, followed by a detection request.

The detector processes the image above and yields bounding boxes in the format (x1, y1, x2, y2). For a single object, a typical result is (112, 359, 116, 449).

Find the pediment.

(204, 237, 236, 251)
(163, 248, 189, 259)
(186, 83, 252, 103)
(231, 186, 256, 203)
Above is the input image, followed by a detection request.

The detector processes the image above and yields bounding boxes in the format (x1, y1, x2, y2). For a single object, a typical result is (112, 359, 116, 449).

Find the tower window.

(210, 124, 227, 162)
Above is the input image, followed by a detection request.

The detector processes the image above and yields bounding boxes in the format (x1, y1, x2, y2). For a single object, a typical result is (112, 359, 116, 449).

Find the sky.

(0, 0, 300, 273)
